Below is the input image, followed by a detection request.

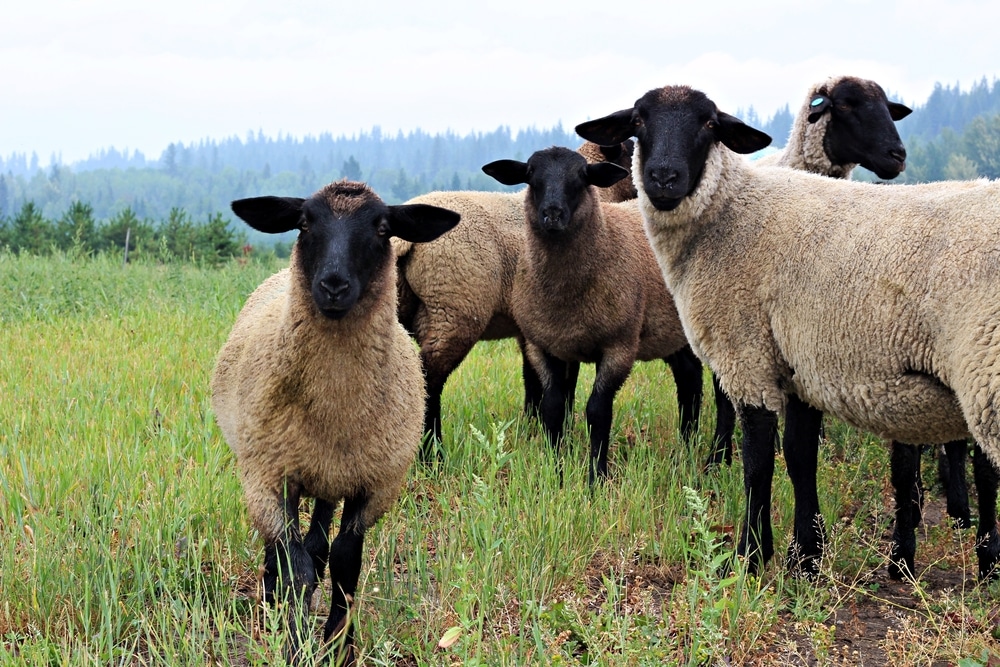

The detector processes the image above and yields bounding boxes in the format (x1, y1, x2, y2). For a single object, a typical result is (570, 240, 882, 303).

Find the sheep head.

(482, 146, 628, 236)
(576, 86, 771, 212)
(231, 180, 460, 319)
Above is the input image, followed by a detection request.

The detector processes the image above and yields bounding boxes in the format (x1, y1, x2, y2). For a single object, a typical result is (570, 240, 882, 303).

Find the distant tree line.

(0, 201, 250, 265)
(0, 76, 998, 245)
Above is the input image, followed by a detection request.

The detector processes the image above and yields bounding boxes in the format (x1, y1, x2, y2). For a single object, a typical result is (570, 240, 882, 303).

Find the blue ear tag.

(810, 97, 825, 107)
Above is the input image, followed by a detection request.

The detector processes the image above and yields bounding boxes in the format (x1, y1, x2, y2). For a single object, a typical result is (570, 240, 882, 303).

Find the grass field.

(1, 252, 998, 666)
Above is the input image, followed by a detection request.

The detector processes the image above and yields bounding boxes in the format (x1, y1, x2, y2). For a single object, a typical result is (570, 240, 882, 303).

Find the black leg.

(585, 357, 631, 484)
(520, 337, 545, 419)
(421, 376, 444, 462)
(665, 346, 703, 441)
(261, 485, 319, 665)
(738, 404, 778, 574)
(303, 499, 337, 582)
(705, 374, 737, 469)
(783, 394, 825, 577)
(889, 442, 920, 580)
(972, 443, 1000, 582)
(538, 351, 573, 455)
(940, 440, 971, 528)
(323, 494, 369, 667)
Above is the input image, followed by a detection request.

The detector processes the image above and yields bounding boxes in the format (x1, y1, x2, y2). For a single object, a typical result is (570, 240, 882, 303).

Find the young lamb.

(211, 181, 460, 664)
(482, 146, 732, 484)
(394, 142, 706, 456)
(576, 84, 1000, 581)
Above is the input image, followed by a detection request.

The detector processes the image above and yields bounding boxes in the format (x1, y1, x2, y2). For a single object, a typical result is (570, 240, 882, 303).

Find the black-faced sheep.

(576, 85, 1000, 581)
(394, 143, 706, 458)
(482, 146, 730, 484)
(211, 181, 460, 664)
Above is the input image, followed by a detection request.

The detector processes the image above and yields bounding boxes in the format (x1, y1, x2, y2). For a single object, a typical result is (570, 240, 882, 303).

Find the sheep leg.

(537, 351, 574, 453)
(260, 486, 320, 665)
(738, 404, 778, 574)
(705, 374, 737, 469)
(418, 332, 480, 459)
(782, 394, 825, 577)
(323, 493, 369, 667)
(585, 357, 632, 484)
(937, 440, 971, 527)
(664, 345, 703, 441)
(972, 443, 1000, 581)
(303, 499, 337, 583)
(888, 442, 920, 580)
(518, 335, 545, 418)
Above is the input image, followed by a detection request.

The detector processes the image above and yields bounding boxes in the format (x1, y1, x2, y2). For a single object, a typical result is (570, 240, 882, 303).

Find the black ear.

(888, 101, 912, 121)
(586, 161, 630, 188)
(231, 196, 305, 234)
(386, 204, 461, 243)
(482, 159, 529, 186)
(598, 142, 624, 161)
(806, 95, 831, 123)
(715, 112, 772, 154)
(576, 109, 636, 146)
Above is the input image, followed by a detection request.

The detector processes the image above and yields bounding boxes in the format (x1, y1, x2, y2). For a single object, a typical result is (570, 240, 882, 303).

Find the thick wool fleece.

(211, 247, 424, 542)
(636, 142, 1000, 458)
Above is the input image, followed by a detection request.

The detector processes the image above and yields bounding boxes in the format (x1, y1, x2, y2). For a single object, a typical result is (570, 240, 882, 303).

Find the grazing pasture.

(0, 251, 998, 665)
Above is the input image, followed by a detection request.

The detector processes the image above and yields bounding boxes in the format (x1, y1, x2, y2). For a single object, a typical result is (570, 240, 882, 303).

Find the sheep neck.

(779, 105, 854, 179)
(522, 191, 611, 294)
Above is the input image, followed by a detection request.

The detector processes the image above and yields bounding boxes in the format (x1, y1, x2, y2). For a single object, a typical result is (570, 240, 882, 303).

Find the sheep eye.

(705, 119, 718, 130)
(299, 215, 310, 233)
(836, 102, 852, 112)
(376, 218, 390, 237)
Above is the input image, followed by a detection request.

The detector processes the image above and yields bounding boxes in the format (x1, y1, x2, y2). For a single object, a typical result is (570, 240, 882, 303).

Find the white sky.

(4, 0, 1000, 165)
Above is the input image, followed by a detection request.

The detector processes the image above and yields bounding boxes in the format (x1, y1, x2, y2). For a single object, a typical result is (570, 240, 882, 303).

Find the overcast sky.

(4, 0, 1000, 165)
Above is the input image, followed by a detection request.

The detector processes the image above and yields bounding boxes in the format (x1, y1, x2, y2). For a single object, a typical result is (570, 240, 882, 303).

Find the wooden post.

(123, 227, 131, 267)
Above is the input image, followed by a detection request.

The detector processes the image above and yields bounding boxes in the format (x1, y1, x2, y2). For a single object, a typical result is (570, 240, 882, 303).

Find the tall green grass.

(0, 252, 997, 665)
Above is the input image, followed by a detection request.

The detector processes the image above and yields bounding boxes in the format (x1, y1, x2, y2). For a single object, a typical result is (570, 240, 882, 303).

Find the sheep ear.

(888, 102, 912, 121)
(806, 96, 831, 123)
(714, 112, 772, 154)
(576, 109, 636, 146)
(598, 142, 625, 161)
(386, 204, 461, 243)
(586, 161, 630, 189)
(231, 196, 305, 234)
(482, 159, 529, 186)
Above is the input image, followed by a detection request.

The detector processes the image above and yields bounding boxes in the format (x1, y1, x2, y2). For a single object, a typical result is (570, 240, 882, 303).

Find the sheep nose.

(542, 207, 564, 226)
(648, 166, 678, 189)
(889, 147, 907, 163)
(319, 276, 350, 301)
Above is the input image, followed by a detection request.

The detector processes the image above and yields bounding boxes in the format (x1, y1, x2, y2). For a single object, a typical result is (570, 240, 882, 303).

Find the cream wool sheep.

(754, 75, 911, 179)
(576, 85, 1000, 581)
(212, 180, 459, 665)
(577, 139, 639, 202)
(483, 147, 715, 484)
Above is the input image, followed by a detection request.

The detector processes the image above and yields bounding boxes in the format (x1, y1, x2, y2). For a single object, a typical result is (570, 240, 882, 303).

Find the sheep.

(754, 75, 911, 180)
(575, 84, 1000, 581)
(481, 146, 734, 484)
(394, 142, 707, 457)
(211, 180, 460, 664)
(753, 74, 978, 561)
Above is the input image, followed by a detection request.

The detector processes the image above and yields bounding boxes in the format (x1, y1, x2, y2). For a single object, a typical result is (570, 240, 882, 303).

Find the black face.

(817, 79, 910, 179)
(576, 86, 771, 212)
(296, 197, 392, 319)
(524, 148, 592, 235)
(630, 89, 722, 211)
